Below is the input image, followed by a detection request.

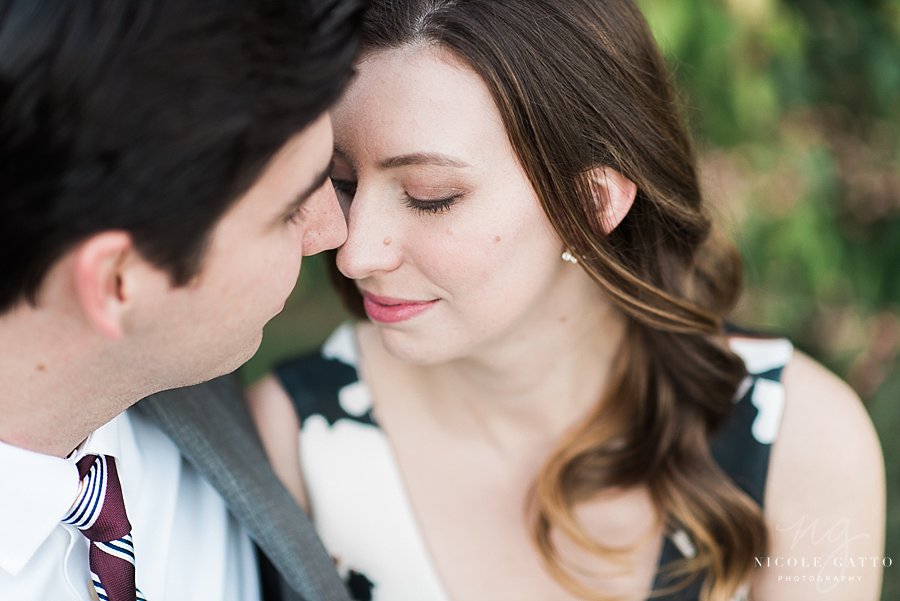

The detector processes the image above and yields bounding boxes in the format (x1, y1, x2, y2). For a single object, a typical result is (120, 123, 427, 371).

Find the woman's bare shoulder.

(752, 350, 886, 600)
(246, 373, 308, 509)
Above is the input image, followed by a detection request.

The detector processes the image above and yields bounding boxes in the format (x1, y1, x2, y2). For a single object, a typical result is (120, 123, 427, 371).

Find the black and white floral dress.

(275, 324, 792, 601)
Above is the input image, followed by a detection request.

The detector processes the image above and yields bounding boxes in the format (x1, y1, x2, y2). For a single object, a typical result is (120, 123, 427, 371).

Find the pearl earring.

(561, 250, 578, 265)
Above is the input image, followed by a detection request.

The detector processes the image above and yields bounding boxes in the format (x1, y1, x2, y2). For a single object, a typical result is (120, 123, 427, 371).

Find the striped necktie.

(62, 454, 145, 601)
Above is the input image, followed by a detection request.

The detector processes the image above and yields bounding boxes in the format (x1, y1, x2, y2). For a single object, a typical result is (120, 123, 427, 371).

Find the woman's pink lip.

(360, 292, 438, 324)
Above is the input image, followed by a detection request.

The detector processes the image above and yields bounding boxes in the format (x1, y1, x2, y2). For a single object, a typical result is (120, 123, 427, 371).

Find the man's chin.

(184, 335, 265, 388)
(217, 339, 262, 378)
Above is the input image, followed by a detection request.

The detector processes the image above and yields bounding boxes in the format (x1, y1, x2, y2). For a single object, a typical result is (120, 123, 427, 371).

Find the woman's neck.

(362, 280, 627, 454)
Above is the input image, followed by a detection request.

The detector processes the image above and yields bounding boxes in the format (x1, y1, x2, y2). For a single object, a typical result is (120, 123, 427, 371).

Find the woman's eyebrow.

(380, 152, 470, 169)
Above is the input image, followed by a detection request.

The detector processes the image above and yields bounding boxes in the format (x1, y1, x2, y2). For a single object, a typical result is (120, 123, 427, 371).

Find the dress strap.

(275, 352, 375, 428)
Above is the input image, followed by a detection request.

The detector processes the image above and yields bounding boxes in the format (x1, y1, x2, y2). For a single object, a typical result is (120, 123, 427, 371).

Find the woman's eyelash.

(330, 177, 461, 215)
(403, 194, 460, 215)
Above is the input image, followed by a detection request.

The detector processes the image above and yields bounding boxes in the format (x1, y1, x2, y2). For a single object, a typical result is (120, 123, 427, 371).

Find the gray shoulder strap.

(133, 375, 351, 601)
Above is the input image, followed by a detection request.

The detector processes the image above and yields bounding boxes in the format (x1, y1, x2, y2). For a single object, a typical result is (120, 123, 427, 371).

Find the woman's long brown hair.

(330, 1, 767, 599)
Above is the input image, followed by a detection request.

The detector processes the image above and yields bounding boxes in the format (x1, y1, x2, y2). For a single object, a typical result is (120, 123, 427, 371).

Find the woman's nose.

(335, 191, 403, 280)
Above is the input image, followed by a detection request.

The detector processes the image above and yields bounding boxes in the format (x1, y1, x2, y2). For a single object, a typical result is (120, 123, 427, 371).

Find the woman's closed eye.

(403, 193, 461, 215)
(331, 176, 463, 216)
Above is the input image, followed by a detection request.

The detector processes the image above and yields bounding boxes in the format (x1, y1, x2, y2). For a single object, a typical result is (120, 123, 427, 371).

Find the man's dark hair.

(0, 0, 363, 313)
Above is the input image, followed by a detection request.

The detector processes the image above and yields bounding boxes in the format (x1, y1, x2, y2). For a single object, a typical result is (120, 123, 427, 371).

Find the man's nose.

(302, 179, 348, 255)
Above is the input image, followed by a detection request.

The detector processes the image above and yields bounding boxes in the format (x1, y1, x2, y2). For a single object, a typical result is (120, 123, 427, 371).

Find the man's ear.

(587, 166, 637, 234)
(71, 231, 135, 340)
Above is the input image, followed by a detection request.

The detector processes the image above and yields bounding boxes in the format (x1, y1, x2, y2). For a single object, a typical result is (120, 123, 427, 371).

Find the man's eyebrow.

(282, 159, 333, 216)
(379, 153, 470, 170)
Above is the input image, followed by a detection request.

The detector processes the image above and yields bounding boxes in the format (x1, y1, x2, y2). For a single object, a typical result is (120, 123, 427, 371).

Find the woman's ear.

(71, 231, 134, 340)
(587, 166, 637, 234)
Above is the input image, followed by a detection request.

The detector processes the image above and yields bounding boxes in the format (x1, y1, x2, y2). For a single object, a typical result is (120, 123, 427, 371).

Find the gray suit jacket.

(133, 374, 351, 601)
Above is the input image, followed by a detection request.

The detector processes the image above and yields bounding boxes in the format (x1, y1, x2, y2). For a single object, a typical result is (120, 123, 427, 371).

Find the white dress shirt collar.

(0, 412, 138, 576)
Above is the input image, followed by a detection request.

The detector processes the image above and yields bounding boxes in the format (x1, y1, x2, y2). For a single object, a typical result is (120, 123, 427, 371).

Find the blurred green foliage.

(637, 1, 899, 598)
(244, 0, 899, 597)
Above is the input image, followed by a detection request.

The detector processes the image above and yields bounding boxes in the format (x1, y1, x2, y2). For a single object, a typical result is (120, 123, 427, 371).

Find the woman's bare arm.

(752, 351, 886, 600)
(246, 374, 309, 512)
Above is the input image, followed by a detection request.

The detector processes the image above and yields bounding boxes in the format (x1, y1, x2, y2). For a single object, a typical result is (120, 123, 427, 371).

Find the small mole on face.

(494, 235, 502, 243)
(36, 363, 46, 371)
(383, 237, 392, 246)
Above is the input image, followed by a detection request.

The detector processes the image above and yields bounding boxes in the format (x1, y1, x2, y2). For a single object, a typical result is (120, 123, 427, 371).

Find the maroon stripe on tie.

(72, 454, 138, 601)
(91, 543, 137, 601)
